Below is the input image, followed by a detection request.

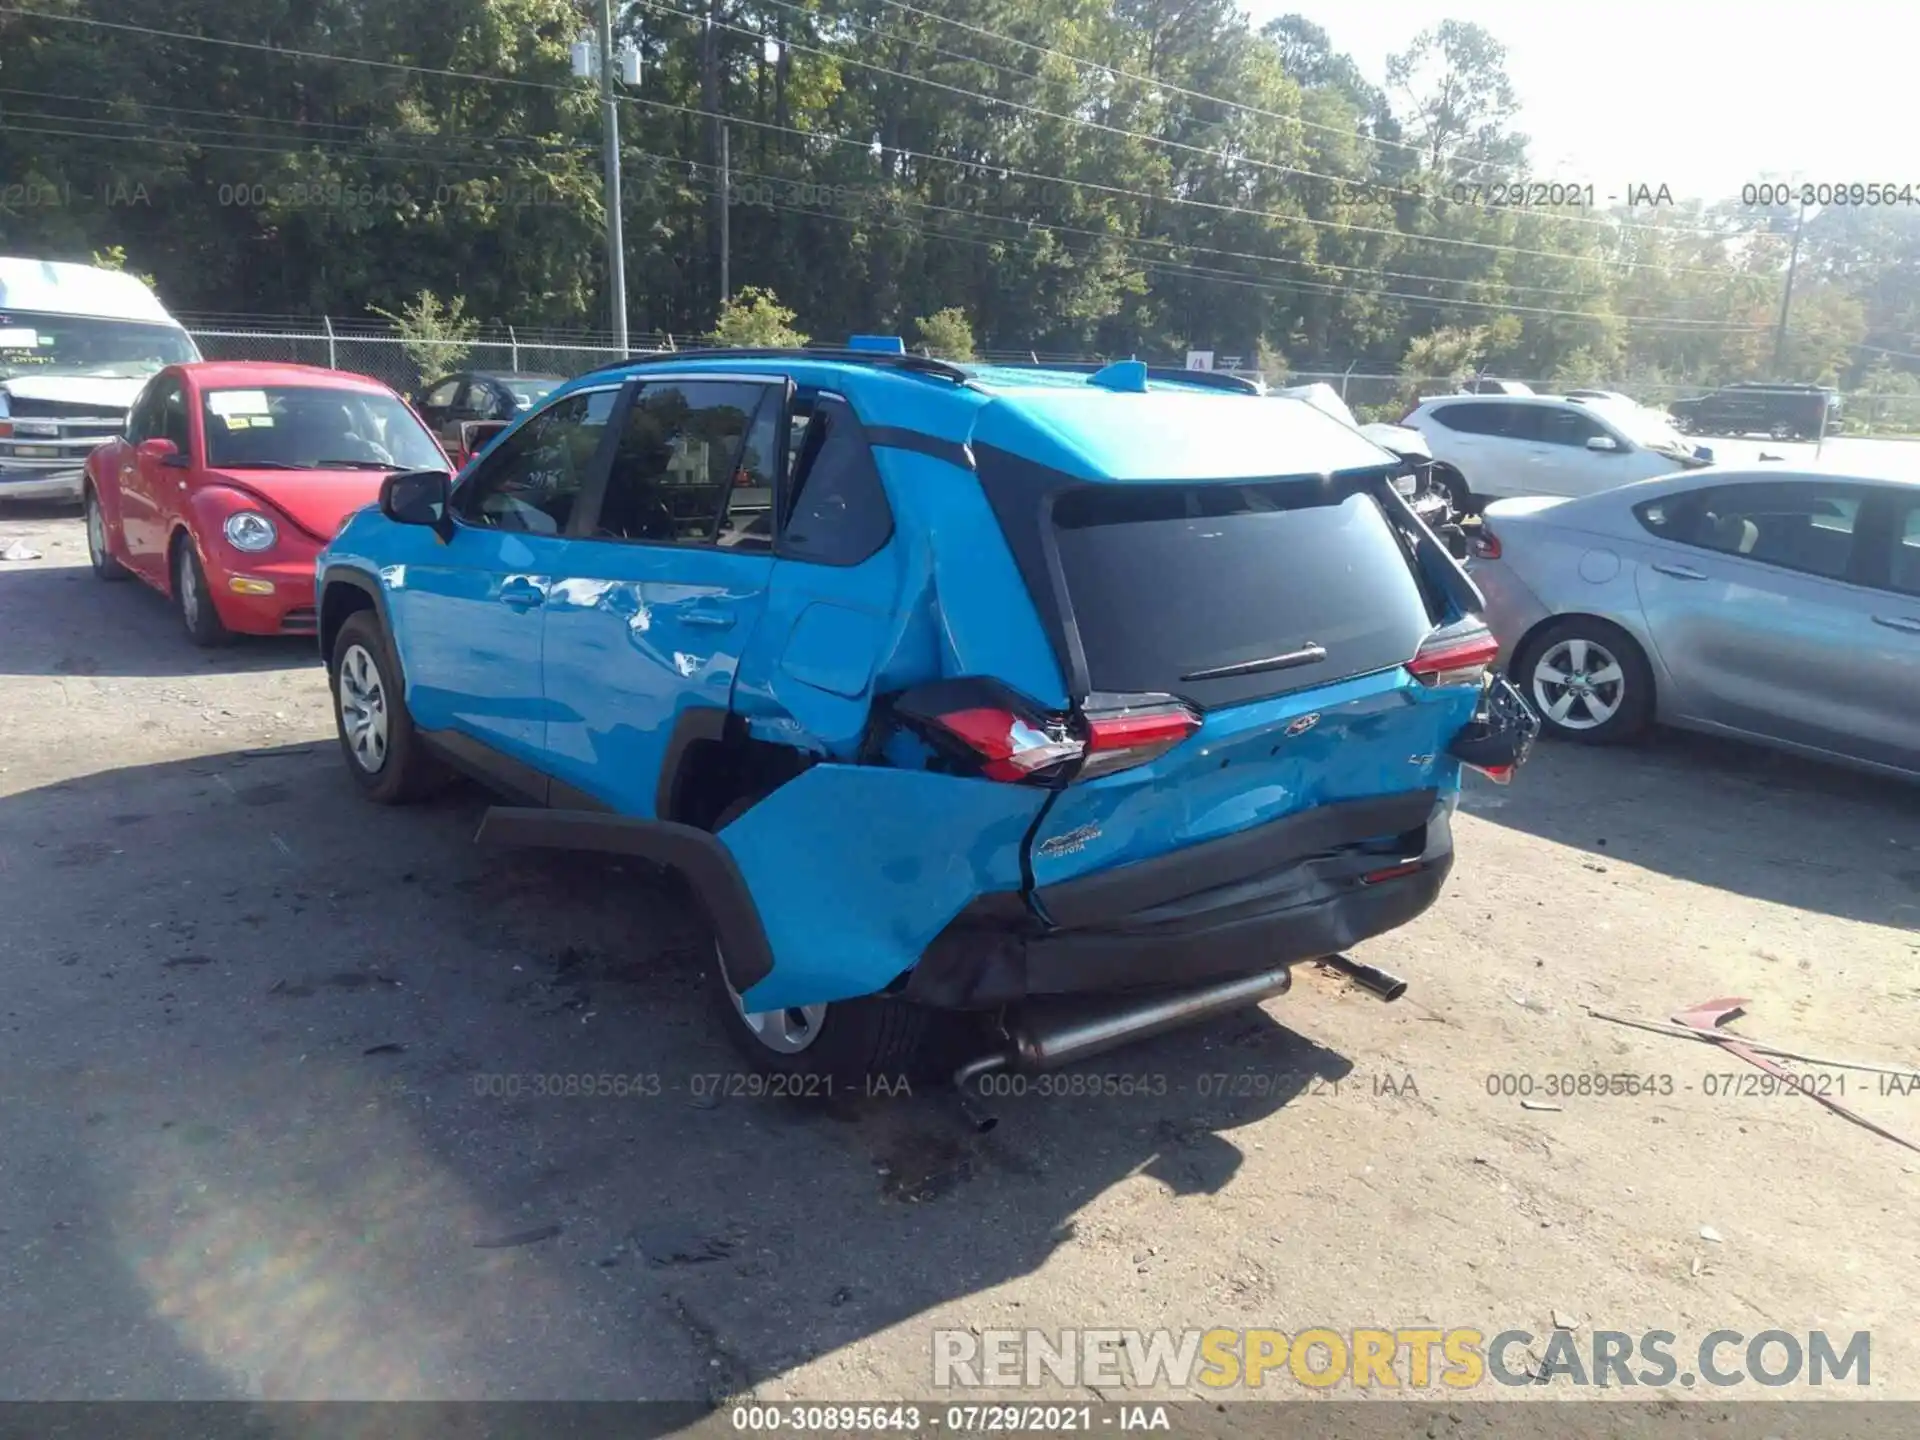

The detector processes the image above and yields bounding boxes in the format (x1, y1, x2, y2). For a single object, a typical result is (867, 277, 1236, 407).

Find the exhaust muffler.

(952, 965, 1295, 1132)
(1318, 952, 1408, 1002)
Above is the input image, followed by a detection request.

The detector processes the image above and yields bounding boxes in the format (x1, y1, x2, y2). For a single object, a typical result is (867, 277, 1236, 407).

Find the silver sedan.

(1467, 466, 1920, 779)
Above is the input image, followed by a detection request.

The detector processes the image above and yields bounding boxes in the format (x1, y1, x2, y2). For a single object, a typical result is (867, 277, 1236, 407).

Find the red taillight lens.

(929, 706, 1085, 783)
(1469, 525, 1502, 560)
(1079, 701, 1202, 780)
(1408, 621, 1500, 688)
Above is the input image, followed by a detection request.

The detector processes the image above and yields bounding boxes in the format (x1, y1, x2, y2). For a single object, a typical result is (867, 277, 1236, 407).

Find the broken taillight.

(928, 706, 1085, 782)
(1407, 619, 1500, 689)
(890, 682, 1200, 785)
(1077, 698, 1203, 781)
(1469, 525, 1502, 560)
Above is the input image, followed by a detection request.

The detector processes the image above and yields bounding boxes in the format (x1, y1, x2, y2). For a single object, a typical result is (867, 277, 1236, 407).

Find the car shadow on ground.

(0, 743, 1352, 1400)
(1461, 728, 1920, 929)
(0, 561, 319, 677)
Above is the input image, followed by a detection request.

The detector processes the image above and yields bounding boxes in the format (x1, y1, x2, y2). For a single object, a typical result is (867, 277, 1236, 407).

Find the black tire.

(84, 484, 128, 581)
(1433, 465, 1475, 517)
(1513, 616, 1655, 745)
(704, 795, 934, 1083)
(171, 534, 232, 647)
(328, 610, 447, 803)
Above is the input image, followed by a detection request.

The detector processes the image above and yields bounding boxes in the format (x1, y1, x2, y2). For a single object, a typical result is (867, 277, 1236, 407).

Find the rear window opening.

(1045, 476, 1441, 710)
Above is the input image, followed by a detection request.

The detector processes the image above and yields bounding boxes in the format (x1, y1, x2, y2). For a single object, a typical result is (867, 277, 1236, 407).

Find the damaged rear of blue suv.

(317, 343, 1534, 1083)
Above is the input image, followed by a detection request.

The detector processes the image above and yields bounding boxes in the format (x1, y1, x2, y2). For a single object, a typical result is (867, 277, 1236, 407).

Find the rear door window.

(1048, 478, 1438, 709)
(1668, 480, 1868, 582)
(1428, 402, 1510, 435)
(778, 396, 892, 565)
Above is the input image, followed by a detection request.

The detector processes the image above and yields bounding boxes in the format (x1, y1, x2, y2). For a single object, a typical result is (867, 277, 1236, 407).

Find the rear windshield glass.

(1050, 480, 1436, 709)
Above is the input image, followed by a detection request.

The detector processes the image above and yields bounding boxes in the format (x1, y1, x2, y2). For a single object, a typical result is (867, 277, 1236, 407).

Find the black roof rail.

(570, 346, 971, 384)
(977, 360, 1266, 395)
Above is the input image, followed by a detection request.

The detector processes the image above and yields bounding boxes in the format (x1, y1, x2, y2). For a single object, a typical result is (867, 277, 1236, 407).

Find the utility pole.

(598, 0, 629, 352)
(719, 124, 731, 305)
(1772, 197, 1807, 375)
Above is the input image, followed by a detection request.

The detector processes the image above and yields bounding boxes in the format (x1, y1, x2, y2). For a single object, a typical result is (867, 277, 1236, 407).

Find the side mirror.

(461, 419, 510, 456)
(380, 468, 454, 539)
(137, 436, 189, 468)
(1586, 435, 1621, 452)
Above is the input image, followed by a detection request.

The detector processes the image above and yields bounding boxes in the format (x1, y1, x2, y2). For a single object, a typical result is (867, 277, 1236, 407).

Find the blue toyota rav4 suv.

(317, 343, 1533, 1083)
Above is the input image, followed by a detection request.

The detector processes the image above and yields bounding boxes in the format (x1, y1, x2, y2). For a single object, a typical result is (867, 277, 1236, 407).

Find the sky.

(1249, 0, 1909, 204)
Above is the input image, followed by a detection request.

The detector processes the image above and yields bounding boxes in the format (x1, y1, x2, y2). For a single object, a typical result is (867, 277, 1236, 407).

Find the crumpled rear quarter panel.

(719, 765, 1047, 1011)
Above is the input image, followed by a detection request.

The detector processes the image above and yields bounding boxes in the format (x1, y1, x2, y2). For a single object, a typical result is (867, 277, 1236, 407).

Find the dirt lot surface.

(2, 501, 1917, 1410)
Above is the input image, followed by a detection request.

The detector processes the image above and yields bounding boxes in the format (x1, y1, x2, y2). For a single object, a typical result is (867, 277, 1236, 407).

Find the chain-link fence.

(179, 320, 1920, 436)
(184, 323, 684, 395)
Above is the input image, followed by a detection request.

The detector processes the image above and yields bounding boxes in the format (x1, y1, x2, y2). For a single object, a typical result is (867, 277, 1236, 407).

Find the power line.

(0, 86, 588, 155)
(0, 3, 1752, 278)
(640, 0, 1731, 244)
(701, 152, 1765, 318)
(688, 156, 1765, 330)
(0, 119, 593, 174)
(619, 86, 1746, 279)
(866, 0, 1518, 186)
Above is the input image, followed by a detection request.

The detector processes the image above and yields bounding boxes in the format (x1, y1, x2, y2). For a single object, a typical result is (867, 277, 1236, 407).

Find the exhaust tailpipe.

(1319, 952, 1407, 1002)
(951, 966, 1295, 1130)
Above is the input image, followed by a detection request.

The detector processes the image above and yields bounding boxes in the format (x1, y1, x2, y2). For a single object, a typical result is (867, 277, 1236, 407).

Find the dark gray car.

(1468, 466, 1920, 778)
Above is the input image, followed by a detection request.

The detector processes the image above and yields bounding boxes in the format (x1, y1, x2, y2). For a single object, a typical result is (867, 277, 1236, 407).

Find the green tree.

(713, 287, 808, 347)
(367, 291, 481, 383)
(913, 307, 976, 360)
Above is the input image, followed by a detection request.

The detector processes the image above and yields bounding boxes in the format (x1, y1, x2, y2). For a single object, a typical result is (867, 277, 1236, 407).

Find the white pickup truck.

(0, 257, 201, 504)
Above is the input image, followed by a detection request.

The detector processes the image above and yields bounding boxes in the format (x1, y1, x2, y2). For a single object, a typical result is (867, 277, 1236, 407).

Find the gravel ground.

(2, 501, 1917, 1407)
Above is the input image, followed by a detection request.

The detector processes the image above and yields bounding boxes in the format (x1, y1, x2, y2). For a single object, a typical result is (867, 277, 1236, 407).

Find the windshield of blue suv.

(0, 310, 199, 379)
(201, 385, 445, 471)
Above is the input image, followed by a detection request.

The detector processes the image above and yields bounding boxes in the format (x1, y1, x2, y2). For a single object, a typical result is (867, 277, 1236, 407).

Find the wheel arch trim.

(475, 807, 775, 992)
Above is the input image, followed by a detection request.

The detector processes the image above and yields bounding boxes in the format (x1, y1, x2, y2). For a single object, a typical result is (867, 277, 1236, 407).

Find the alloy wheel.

(85, 492, 106, 566)
(720, 944, 826, 1054)
(1530, 636, 1626, 731)
(177, 550, 201, 628)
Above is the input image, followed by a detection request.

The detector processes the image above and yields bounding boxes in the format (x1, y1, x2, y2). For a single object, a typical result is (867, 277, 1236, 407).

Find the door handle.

(498, 578, 547, 610)
(1873, 615, 1920, 635)
(681, 609, 735, 630)
(1651, 562, 1707, 581)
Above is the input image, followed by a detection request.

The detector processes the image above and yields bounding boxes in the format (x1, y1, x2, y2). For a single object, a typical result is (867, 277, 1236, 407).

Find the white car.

(1400, 393, 1711, 506)
(0, 256, 201, 504)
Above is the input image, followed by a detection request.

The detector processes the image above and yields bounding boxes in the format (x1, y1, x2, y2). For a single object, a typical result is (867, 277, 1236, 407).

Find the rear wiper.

(312, 458, 404, 470)
(1182, 644, 1327, 682)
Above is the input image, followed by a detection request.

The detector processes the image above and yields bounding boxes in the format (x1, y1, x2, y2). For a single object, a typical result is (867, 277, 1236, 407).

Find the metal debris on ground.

(1657, 997, 1920, 1157)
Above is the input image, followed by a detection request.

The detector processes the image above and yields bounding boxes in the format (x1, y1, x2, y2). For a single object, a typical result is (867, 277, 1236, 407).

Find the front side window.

(156, 380, 190, 452)
(201, 386, 445, 472)
(454, 388, 618, 534)
(1530, 406, 1608, 448)
(590, 381, 780, 546)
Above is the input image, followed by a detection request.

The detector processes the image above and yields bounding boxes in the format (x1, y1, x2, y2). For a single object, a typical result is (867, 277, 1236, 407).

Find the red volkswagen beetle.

(83, 362, 449, 645)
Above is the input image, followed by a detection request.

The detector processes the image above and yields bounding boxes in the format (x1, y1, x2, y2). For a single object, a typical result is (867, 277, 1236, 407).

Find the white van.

(0, 257, 201, 503)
